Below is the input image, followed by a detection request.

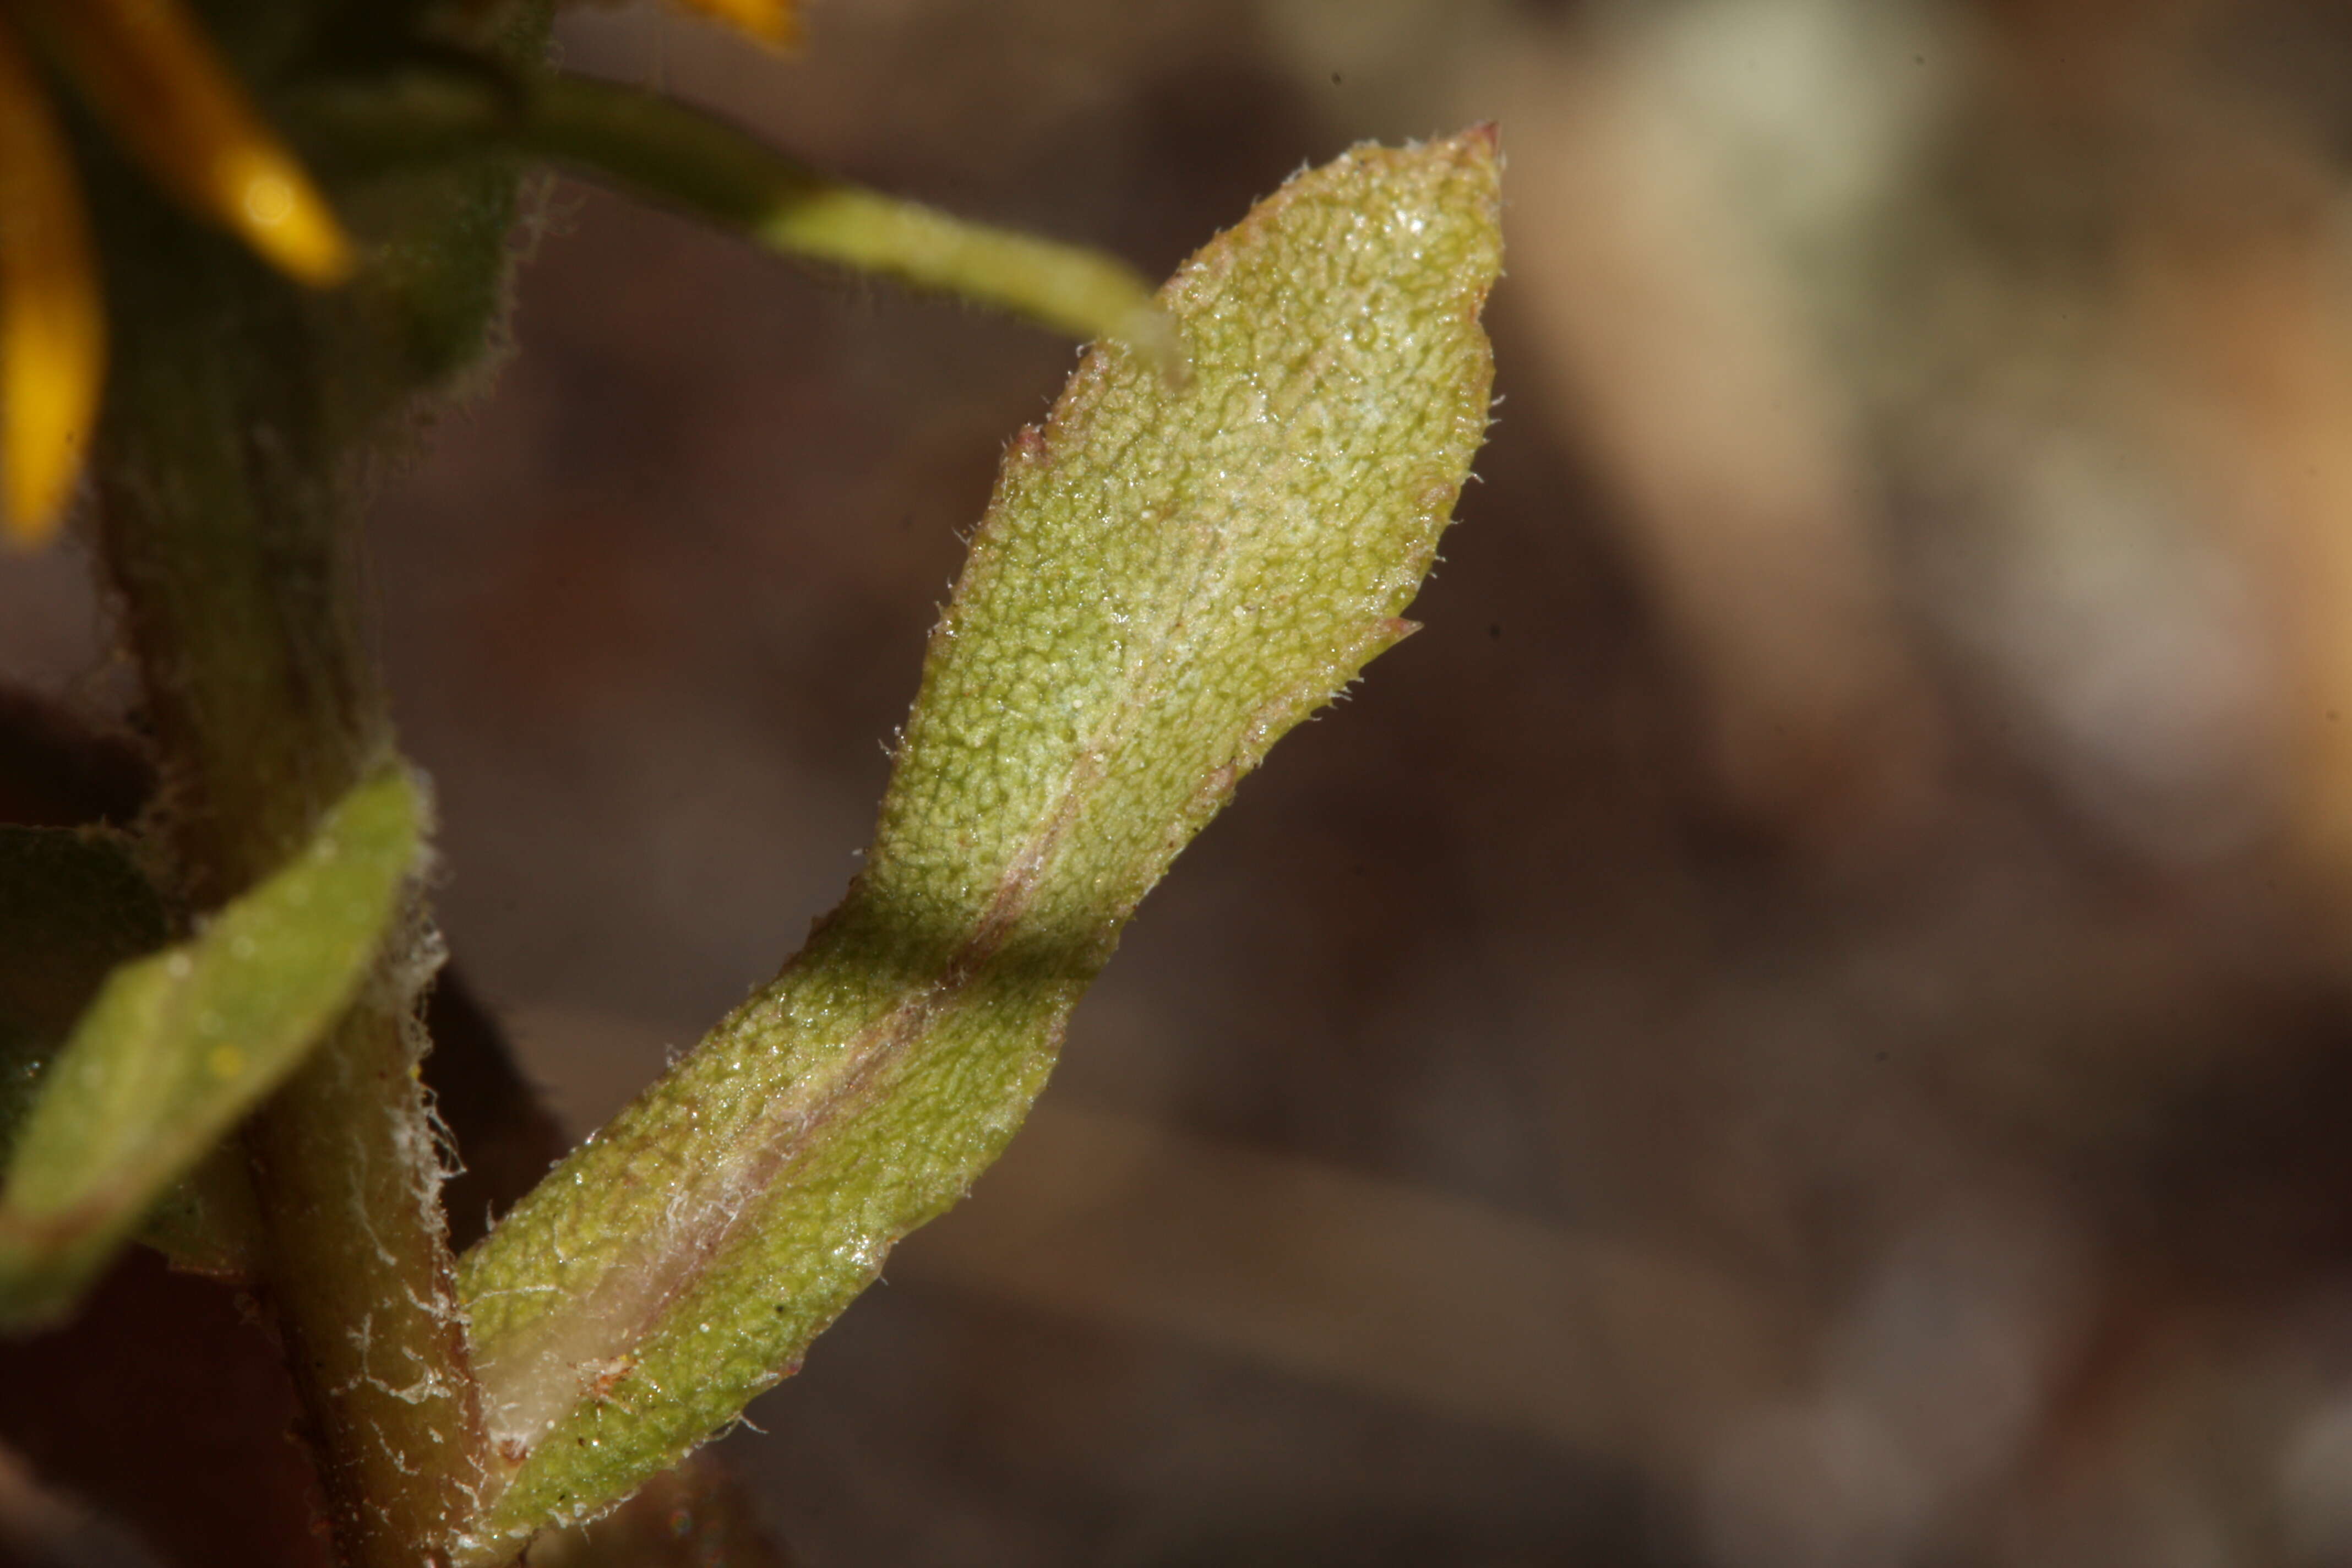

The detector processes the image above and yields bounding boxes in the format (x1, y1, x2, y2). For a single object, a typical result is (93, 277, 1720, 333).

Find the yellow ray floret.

(0, 13, 102, 547)
(23, 0, 352, 285)
(668, 0, 802, 48)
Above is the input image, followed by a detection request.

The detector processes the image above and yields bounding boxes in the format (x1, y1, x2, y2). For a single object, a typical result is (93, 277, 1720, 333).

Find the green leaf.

(0, 827, 171, 1146)
(287, 65, 1180, 371)
(0, 766, 424, 1326)
(0, 825, 244, 1278)
(455, 129, 1501, 1550)
(524, 72, 1183, 372)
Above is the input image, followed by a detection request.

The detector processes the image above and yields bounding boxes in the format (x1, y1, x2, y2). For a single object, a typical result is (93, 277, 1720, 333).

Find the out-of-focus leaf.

(0, 776, 249, 1280)
(0, 766, 423, 1326)
(522, 72, 1180, 370)
(455, 130, 1501, 1550)
(0, 826, 168, 1140)
(285, 66, 1180, 372)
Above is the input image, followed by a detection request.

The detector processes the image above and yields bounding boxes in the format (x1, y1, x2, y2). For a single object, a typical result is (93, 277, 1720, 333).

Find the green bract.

(455, 129, 1503, 1549)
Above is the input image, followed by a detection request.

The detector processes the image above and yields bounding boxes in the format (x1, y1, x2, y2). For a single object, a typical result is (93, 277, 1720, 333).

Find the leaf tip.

(1427, 123, 1505, 220)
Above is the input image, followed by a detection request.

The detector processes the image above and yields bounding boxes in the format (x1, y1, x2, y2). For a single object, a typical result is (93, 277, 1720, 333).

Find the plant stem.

(93, 229, 486, 1565)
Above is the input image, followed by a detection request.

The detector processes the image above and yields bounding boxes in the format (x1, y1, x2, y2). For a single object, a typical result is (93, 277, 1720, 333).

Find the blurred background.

(17, 0, 2352, 1562)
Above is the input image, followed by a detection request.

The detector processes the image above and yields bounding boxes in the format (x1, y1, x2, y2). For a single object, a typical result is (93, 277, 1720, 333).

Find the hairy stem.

(93, 228, 484, 1564)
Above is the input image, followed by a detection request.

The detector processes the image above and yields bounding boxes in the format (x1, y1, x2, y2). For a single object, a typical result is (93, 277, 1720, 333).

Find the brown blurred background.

(19, 0, 2352, 1562)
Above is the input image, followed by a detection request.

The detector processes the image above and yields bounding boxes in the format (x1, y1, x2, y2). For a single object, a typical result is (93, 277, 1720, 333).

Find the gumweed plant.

(0, 0, 1501, 1562)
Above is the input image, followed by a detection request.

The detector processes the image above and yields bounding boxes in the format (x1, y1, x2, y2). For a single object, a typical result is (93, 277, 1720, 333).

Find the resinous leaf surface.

(456, 130, 1502, 1548)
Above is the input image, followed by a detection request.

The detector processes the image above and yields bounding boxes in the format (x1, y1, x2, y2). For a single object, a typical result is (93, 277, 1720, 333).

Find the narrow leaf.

(456, 130, 1501, 1550)
(0, 766, 423, 1325)
(0, 825, 259, 1281)
(285, 66, 1180, 371)
(0, 825, 168, 1137)
(525, 72, 1179, 368)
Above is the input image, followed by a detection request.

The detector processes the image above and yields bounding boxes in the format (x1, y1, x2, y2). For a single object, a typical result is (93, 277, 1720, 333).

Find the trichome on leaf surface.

(0, 1, 1501, 1562)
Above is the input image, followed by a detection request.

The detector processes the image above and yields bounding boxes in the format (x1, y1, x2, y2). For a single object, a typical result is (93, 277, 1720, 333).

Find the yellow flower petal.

(0, 14, 103, 547)
(21, 0, 352, 285)
(668, 0, 803, 48)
